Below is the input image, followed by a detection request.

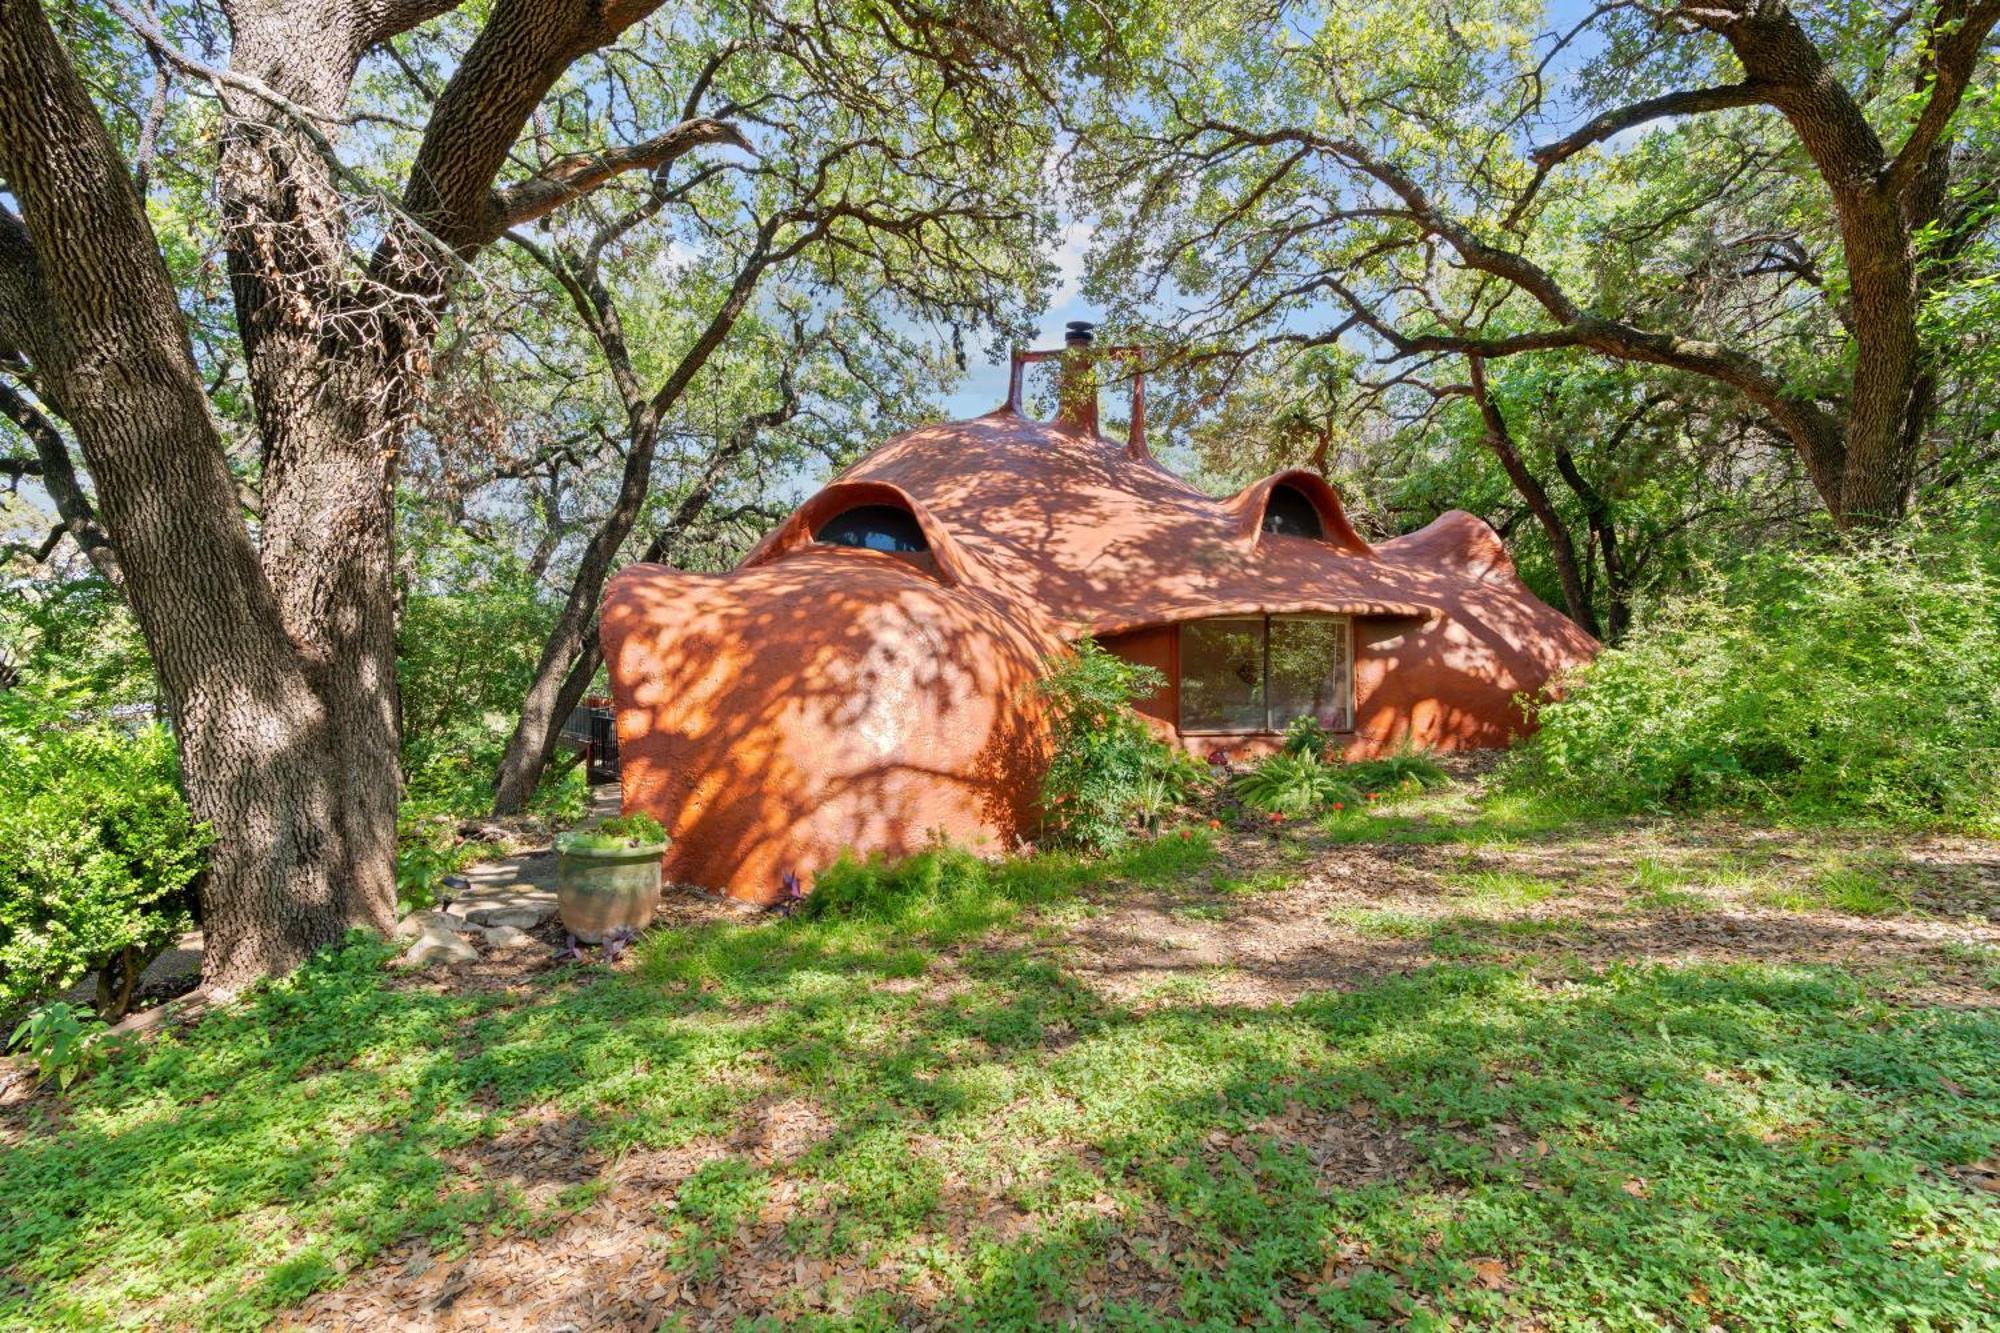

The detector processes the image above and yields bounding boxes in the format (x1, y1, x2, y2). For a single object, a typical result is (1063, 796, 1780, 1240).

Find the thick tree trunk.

(1715, 5, 1932, 527)
(1467, 359, 1601, 638)
(0, 0, 393, 994)
(211, 6, 408, 970)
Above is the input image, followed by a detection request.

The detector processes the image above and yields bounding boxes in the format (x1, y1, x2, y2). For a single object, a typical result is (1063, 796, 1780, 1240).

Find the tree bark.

(1467, 358, 1600, 638)
(0, 0, 692, 991)
(0, 0, 389, 993)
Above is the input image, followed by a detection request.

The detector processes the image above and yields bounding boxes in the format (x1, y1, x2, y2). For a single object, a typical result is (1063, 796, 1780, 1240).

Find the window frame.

(1175, 613, 1353, 736)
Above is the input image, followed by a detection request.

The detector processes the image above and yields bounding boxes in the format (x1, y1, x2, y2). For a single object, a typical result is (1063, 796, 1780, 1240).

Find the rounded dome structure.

(602, 339, 1598, 903)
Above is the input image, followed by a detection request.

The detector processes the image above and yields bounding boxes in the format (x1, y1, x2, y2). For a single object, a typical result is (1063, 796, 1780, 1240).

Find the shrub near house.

(1509, 532, 2000, 829)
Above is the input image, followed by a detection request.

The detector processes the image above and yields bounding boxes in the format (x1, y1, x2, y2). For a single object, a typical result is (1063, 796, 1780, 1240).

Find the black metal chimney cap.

(1063, 320, 1096, 346)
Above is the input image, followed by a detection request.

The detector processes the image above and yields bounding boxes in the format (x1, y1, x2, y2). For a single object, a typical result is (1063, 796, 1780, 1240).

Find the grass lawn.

(4, 780, 1999, 1330)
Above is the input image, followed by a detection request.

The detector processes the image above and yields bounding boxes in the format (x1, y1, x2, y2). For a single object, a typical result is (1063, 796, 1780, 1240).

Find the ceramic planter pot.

(555, 840, 667, 943)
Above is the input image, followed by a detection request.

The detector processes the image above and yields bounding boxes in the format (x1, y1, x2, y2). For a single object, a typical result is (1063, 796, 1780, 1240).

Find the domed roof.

(741, 398, 1587, 661)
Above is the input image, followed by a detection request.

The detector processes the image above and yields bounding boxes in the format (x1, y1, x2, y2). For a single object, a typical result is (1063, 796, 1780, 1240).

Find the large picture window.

(1178, 615, 1351, 734)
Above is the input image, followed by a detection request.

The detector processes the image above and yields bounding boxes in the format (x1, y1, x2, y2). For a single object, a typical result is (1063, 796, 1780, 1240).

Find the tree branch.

(397, 0, 668, 257)
(0, 379, 121, 584)
(356, 0, 466, 48)
(479, 117, 750, 242)
(1883, 0, 2000, 200)
(1528, 82, 1767, 171)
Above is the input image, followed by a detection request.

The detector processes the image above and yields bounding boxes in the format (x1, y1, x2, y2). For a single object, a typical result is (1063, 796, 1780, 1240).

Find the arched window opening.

(814, 504, 929, 554)
(1261, 485, 1325, 539)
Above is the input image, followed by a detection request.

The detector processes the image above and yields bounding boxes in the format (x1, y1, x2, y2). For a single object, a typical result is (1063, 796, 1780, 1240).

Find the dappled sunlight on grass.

(3, 795, 1997, 1328)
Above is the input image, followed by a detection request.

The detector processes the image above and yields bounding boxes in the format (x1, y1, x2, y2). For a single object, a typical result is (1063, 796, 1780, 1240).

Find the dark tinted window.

(815, 504, 928, 553)
(1178, 615, 1352, 733)
(1261, 485, 1324, 539)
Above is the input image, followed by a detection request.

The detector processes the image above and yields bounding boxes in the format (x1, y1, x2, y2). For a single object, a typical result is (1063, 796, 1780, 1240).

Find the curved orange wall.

(601, 547, 1062, 904)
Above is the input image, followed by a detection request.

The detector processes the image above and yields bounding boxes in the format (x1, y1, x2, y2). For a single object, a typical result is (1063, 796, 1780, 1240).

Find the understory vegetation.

(0, 589, 204, 1025)
(1037, 642, 1205, 850)
(4, 774, 1995, 1330)
(1509, 528, 2000, 832)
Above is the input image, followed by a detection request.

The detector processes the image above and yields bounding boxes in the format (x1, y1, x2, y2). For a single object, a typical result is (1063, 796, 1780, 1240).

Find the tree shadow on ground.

(5, 845, 1999, 1330)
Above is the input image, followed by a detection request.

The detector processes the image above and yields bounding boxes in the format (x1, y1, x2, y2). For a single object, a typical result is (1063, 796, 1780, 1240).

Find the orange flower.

(1207, 818, 1222, 830)
(1332, 802, 1345, 811)
(1178, 829, 1191, 841)
(1268, 811, 1284, 823)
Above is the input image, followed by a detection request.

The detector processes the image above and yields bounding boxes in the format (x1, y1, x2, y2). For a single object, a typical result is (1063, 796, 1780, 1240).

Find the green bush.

(1342, 744, 1450, 796)
(1280, 715, 1335, 758)
(1506, 532, 2000, 829)
(1037, 640, 1195, 850)
(0, 693, 209, 1021)
(1233, 751, 1356, 816)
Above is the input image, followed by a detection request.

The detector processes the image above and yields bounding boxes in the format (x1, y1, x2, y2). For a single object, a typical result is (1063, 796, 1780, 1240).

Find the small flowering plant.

(772, 869, 809, 917)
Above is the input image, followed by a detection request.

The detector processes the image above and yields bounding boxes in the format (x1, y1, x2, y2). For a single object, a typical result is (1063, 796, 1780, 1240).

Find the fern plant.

(1233, 751, 1355, 816)
(1343, 744, 1449, 795)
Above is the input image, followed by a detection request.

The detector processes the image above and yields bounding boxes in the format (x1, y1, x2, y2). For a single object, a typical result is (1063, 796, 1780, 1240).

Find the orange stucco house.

(601, 326, 1597, 902)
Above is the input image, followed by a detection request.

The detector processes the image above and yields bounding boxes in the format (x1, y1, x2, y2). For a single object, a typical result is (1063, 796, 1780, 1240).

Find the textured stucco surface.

(603, 399, 1597, 902)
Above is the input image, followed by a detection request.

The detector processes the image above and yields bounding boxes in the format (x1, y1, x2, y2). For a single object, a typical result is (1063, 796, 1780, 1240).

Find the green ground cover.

(3, 793, 1997, 1330)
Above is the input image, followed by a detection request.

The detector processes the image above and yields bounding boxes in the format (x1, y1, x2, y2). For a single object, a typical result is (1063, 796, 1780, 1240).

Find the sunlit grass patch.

(1171, 902, 1231, 922)
(1317, 812, 1460, 846)
(1940, 940, 2000, 971)
(1138, 969, 1230, 1005)
(1326, 907, 1430, 938)
(1317, 788, 1582, 849)
(1632, 885, 1712, 912)
(1210, 868, 1292, 895)
(1444, 868, 1557, 905)
(1754, 853, 1913, 917)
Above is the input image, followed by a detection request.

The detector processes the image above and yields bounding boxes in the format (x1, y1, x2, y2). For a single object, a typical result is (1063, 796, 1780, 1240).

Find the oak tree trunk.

(0, 0, 396, 994)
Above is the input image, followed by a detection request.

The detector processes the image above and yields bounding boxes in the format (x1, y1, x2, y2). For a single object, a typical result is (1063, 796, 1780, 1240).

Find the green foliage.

(396, 517, 561, 820)
(8, 1000, 112, 1091)
(555, 814, 669, 854)
(1037, 640, 1195, 850)
(1508, 532, 2000, 829)
(1279, 715, 1334, 758)
(1341, 744, 1450, 797)
(0, 691, 207, 1022)
(1232, 751, 1355, 816)
(0, 574, 156, 714)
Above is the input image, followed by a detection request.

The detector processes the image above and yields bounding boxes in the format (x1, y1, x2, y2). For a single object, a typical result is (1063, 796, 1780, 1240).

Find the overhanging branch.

(480, 118, 750, 242)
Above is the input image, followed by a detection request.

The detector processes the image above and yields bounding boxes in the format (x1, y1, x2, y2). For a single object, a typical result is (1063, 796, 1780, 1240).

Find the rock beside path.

(394, 910, 481, 940)
(400, 926, 480, 967)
